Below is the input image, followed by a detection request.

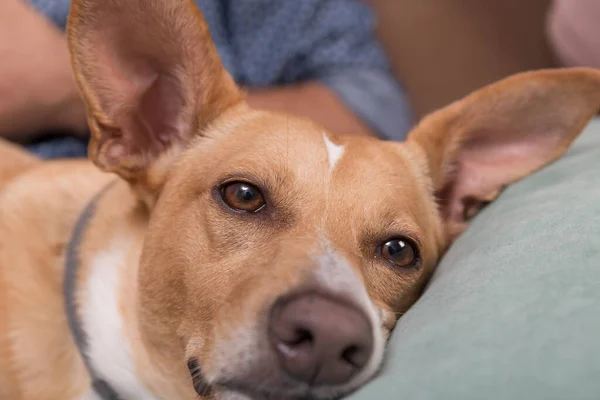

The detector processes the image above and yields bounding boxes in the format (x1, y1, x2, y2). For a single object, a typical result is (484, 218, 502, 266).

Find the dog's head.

(67, 0, 600, 398)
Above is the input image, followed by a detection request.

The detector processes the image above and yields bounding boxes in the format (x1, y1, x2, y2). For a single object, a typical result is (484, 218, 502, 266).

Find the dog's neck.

(74, 181, 198, 399)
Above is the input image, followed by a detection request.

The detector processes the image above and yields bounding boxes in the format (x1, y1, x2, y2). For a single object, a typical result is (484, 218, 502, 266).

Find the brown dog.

(1, 0, 600, 399)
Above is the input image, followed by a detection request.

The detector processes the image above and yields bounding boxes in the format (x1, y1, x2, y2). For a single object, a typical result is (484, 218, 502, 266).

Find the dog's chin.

(213, 382, 346, 400)
(197, 368, 370, 400)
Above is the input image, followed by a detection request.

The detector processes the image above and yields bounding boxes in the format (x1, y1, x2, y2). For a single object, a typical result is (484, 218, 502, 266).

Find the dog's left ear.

(407, 68, 600, 240)
(67, 0, 243, 191)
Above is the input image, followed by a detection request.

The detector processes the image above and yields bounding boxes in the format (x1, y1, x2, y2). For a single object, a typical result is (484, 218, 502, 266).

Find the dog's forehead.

(207, 111, 420, 190)
(191, 111, 428, 218)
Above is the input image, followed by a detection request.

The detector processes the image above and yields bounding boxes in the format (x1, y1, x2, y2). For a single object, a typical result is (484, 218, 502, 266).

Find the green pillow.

(351, 118, 600, 400)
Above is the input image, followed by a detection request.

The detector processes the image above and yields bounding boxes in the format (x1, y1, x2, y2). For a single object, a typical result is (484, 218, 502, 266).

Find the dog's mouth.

(188, 358, 344, 400)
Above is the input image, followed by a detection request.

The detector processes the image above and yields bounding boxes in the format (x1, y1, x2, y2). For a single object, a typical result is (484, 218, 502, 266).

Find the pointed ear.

(408, 68, 600, 239)
(67, 0, 243, 184)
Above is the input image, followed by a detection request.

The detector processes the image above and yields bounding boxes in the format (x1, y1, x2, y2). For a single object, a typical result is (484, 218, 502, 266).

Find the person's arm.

(0, 0, 87, 140)
(245, 82, 375, 137)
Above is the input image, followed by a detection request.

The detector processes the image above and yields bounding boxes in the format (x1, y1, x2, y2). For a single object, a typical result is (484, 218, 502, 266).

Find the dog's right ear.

(67, 0, 243, 184)
(407, 68, 600, 241)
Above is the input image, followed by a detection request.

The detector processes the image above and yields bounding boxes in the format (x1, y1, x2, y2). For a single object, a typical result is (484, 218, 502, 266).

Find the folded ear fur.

(408, 68, 600, 239)
(67, 0, 243, 184)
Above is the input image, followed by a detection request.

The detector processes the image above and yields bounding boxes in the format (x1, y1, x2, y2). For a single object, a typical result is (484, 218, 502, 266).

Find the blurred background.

(1, 0, 598, 159)
(369, 0, 599, 118)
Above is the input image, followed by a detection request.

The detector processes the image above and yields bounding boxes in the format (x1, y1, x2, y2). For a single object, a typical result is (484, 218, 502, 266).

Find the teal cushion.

(351, 118, 600, 400)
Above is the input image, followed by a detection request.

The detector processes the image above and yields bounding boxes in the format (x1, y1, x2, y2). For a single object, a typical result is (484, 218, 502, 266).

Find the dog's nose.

(269, 292, 373, 385)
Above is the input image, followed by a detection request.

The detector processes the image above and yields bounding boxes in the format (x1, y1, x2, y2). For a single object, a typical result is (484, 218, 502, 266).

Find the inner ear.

(461, 194, 498, 222)
(93, 72, 189, 172)
(139, 73, 187, 148)
(436, 157, 507, 225)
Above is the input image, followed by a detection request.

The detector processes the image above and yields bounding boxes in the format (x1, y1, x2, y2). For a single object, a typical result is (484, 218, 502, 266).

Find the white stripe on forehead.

(322, 133, 345, 173)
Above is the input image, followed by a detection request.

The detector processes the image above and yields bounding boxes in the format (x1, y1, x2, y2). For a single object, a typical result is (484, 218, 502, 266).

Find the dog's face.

(140, 110, 444, 399)
(66, 0, 600, 398)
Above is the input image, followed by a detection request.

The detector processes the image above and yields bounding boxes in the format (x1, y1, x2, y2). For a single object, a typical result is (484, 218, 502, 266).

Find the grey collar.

(63, 182, 122, 400)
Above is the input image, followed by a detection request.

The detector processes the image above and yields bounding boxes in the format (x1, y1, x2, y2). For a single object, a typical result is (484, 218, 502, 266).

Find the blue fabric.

(27, 136, 88, 158)
(26, 0, 413, 158)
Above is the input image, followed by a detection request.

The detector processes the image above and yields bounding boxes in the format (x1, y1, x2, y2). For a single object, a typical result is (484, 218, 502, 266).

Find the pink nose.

(269, 292, 373, 386)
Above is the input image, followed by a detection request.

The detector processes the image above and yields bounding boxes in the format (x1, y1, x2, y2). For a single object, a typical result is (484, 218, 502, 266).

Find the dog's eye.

(379, 238, 417, 268)
(221, 181, 266, 212)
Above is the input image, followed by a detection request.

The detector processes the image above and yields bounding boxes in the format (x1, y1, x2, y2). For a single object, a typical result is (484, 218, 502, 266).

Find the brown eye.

(380, 238, 417, 268)
(221, 181, 266, 212)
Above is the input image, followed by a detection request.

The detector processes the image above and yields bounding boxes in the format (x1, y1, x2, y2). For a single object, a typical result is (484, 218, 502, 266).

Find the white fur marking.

(312, 245, 385, 396)
(322, 133, 345, 173)
(82, 237, 159, 400)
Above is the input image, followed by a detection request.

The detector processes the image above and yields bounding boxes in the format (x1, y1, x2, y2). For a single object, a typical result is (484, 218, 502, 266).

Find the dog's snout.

(269, 292, 373, 386)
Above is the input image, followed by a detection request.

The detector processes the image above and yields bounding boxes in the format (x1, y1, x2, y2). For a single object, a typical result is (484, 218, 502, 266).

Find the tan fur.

(0, 141, 114, 399)
(1, 0, 600, 399)
(0, 140, 40, 190)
